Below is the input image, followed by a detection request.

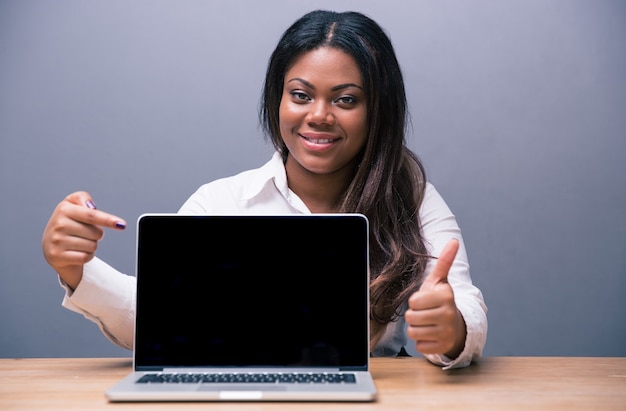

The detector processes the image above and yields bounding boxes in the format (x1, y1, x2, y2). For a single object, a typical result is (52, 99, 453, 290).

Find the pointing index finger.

(82, 206, 127, 230)
(65, 192, 127, 230)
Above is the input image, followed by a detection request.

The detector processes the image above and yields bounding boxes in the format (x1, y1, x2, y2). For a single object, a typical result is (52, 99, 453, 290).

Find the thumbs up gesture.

(405, 238, 467, 358)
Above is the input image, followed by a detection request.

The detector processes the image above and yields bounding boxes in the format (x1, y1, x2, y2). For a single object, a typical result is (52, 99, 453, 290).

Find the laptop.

(105, 213, 377, 402)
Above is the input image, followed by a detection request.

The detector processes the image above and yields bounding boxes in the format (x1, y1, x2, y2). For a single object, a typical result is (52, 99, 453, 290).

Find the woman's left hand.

(405, 238, 467, 358)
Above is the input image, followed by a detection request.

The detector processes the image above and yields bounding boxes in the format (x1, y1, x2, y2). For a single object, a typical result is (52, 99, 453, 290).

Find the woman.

(42, 10, 487, 369)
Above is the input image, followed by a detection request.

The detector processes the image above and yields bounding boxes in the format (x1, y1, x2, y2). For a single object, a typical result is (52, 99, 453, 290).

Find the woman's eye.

(290, 91, 310, 102)
(336, 96, 357, 105)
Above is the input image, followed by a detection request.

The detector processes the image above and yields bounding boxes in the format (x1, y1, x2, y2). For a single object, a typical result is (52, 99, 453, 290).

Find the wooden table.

(1, 357, 625, 410)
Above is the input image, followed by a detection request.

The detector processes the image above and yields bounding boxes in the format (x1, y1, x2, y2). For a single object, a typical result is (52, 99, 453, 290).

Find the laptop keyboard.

(137, 372, 356, 384)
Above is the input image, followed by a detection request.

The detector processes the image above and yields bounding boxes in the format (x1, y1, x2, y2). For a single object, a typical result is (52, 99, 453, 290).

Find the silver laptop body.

(105, 213, 377, 402)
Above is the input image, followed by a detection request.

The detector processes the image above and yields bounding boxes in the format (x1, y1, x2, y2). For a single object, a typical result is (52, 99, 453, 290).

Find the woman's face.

(279, 46, 367, 176)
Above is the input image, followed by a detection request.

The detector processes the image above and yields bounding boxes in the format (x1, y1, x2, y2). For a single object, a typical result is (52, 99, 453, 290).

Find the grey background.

(1, 0, 624, 359)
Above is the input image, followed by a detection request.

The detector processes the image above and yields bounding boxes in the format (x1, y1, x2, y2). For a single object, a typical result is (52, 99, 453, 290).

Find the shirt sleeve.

(418, 183, 488, 370)
(60, 257, 136, 350)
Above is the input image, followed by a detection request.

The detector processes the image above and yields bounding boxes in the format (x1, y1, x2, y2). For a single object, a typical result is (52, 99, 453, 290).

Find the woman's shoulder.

(420, 181, 455, 221)
(423, 181, 442, 203)
(178, 153, 284, 213)
(194, 153, 282, 193)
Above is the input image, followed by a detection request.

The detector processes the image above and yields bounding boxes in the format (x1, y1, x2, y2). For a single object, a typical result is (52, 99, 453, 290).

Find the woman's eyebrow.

(332, 83, 363, 91)
(287, 77, 315, 89)
(287, 77, 363, 91)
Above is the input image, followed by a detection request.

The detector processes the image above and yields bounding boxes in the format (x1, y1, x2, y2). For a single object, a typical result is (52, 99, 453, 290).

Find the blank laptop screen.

(134, 214, 370, 371)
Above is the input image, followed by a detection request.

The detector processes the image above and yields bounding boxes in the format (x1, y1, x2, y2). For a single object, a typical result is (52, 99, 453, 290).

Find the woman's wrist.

(444, 309, 467, 359)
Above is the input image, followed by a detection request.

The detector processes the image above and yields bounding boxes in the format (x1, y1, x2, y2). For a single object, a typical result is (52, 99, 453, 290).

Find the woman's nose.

(306, 100, 335, 126)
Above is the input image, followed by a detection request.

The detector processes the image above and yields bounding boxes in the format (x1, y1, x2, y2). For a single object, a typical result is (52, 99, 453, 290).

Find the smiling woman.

(41, 9, 487, 370)
(279, 47, 368, 210)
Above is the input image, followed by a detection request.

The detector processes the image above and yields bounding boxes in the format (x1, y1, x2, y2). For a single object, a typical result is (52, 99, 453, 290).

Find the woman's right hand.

(42, 191, 127, 290)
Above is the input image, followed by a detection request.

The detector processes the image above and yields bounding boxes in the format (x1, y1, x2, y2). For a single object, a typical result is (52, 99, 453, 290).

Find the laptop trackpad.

(198, 385, 288, 392)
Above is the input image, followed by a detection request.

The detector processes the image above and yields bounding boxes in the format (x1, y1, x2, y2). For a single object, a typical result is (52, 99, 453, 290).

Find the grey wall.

(1, 0, 624, 358)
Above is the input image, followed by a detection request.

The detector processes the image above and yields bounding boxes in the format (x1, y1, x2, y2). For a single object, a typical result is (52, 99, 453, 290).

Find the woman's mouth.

(305, 137, 334, 144)
(300, 133, 339, 145)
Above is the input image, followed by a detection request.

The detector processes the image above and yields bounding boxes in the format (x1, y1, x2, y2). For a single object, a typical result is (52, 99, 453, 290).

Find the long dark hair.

(260, 10, 430, 348)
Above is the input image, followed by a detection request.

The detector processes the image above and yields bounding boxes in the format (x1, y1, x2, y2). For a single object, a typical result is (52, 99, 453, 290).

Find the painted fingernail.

(115, 221, 126, 229)
(85, 200, 97, 209)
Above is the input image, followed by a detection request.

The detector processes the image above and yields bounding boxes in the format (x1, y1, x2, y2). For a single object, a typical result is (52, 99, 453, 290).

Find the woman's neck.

(284, 154, 356, 213)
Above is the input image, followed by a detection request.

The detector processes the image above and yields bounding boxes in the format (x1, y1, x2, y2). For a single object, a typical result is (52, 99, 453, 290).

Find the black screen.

(134, 214, 369, 370)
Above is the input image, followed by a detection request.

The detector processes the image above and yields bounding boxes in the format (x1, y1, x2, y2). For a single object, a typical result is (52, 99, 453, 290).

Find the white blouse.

(61, 152, 487, 369)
